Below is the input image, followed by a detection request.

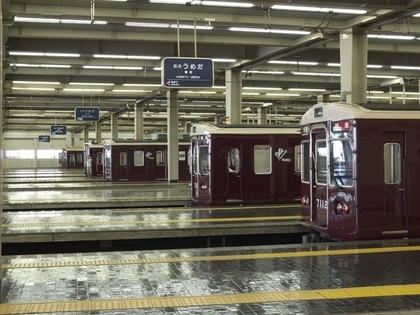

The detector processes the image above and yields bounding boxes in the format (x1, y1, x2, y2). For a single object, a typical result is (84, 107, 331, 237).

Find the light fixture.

(292, 71, 340, 77)
(112, 89, 149, 93)
(229, 27, 310, 35)
(94, 54, 160, 60)
(391, 65, 420, 70)
(212, 58, 237, 63)
(271, 5, 367, 15)
(12, 87, 56, 91)
(242, 92, 260, 95)
(243, 70, 285, 75)
(243, 87, 283, 91)
(368, 34, 415, 40)
(268, 60, 318, 66)
(266, 93, 301, 96)
(367, 75, 398, 79)
(150, 0, 253, 7)
(70, 82, 115, 86)
(83, 65, 144, 70)
(13, 80, 61, 85)
(9, 51, 80, 57)
(179, 91, 217, 94)
(63, 88, 105, 92)
(327, 63, 383, 68)
(126, 21, 170, 28)
(123, 83, 162, 87)
(289, 88, 326, 92)
(14, 16, 107, 24)
(15, 63, 71, 68)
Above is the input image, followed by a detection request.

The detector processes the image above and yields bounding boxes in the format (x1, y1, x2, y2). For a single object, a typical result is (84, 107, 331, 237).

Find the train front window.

(330, 139, 353, 187)
(228, 148, 240, 174)
(315, 140, 327, 184)
(198, 146, 209, 175)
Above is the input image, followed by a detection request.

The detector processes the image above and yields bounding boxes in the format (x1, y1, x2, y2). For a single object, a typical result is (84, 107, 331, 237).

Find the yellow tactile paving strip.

(0, 284, 419, 314)
(3, 245, 420, 269)
(2, 215, 301, 228)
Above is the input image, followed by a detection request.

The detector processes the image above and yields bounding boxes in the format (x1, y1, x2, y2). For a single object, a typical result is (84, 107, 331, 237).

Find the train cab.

(103, 139, 190, 182)
(190, 123, 302, 206)
(84, 143, 104, 177)
(300, 101, 420, 241)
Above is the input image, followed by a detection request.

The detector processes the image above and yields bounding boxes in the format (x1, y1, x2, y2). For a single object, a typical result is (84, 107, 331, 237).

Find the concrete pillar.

(339, 30, 367, 104)
(225, 69, 242, 124)
(95, 121, 102, 144)
(83, 126, 89, 143)
(111, 113, 119, 140)
(134, 103, 144, 140)
(167, 90, 179, 182)
(257, 107, 267, 125)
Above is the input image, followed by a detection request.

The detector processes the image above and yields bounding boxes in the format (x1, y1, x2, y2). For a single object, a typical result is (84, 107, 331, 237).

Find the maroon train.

(190, 123, 301, 206)
(103, 139, 190, 182)
(84, 143, 104, 177)
(60, 147, 84, 169)
(300, 101, 420, 241)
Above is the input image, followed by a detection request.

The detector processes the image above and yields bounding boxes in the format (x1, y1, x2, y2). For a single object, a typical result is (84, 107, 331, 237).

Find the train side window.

(301, 141, 310, 183)
(228, 148, 240, 174)
(330, 139, 353, 187)
(134, 150, 145, 166)
(120, 152, 127, 166)
(294, 145, 301, 173)
(384, 143, 401, 184)
(199, 146, 209, 175)
(77, 153, 83, 164)
(97, 152, 103, 165)
(156, 150, 166, 165)
(315, 140, 327, 185)
(254, 145, 271, 174)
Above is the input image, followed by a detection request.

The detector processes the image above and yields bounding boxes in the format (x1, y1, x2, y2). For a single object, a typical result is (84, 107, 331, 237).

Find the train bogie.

(190, 124, 301, 206)
(300, 102, 420, 241)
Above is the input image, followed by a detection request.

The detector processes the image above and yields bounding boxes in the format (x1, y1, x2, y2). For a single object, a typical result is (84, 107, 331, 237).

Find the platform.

(1, 239, 420, 314)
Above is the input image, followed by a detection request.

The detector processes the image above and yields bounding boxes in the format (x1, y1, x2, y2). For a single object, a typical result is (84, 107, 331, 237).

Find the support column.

(339, 30, 368, 104)
(257, 107, 267, 125)
(167, 90, 179, 183)
(226, 69, 242, 124)
(95, 121, 102, 144)
(134, 103, 144, 140)
(111, 113, 119, 140)
(83, 126, 89, 143)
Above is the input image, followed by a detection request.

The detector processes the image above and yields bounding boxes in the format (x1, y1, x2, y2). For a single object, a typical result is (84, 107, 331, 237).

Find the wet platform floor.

(1, 239, 420, 314)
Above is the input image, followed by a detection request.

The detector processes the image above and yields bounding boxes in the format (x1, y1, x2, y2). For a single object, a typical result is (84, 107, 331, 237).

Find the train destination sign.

(161, 57, 214, 88)
(38, 135, 51, 142)
(75, 107, 100, 121)
(51, 125, 67, 135)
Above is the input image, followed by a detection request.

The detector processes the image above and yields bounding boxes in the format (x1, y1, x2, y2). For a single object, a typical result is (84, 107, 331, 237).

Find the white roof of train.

(190, 123, 300, 136)
(301, 102, 420, 125)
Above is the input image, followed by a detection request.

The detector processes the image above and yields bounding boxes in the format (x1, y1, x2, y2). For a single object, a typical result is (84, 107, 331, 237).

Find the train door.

(155, 149, 167, 180)
(382, 132, 407, 235)
(310, 126, 328, 227)
(96, 151, 103, 175)
(226, 143, 241, 202)
(118, 150, 129, 181)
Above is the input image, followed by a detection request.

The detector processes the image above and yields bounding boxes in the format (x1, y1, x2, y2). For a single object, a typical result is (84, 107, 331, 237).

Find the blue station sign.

(51, 125, 67, 135)
(161, 57, 214, 88)
(75, 107, 100, 121)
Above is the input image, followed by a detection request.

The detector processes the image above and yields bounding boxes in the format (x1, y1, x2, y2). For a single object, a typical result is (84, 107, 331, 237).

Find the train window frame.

(384, 143, 401, 185)
(301, 141, 310, 183)
(294, 144, 301, 173)
(228, 147, 240, 174)
(254, 145, 272, 175)
(134, 150, 145, 167)
(96, 152, 103, 165)
(315, 140, 327, 185)
(77, 153, 83, 164)
(156, 150, 166, 165)
(330, 139, 354, 187)
(198, 145, 210, 175)
(120, 152, 127, 166)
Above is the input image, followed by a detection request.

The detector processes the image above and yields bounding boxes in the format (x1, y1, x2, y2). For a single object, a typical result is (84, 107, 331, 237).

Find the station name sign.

(51, 125, 67, 135)
(38, 135, 51, 142)
(75, 107, 100, 122)
(161, 57, 214, 88)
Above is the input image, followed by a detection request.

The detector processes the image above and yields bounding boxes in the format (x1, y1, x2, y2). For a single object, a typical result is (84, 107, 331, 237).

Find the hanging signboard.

(161, 57, 214, 88)
(75, 107, 100, 121)
(51, 125, 67, 135)
(38, 135, 51, 142)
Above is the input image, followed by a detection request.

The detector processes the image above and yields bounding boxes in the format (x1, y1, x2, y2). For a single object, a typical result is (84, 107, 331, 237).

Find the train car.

(83, 143, 104, 177)
(300, 101, 420, 241)
(61, 147, 84, 169)
(190, 123, 301, 206)
(103, 139, 190, 182)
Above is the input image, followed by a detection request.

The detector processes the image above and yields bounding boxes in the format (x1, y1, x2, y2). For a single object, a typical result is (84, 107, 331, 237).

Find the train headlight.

(200, 183, 208, 191)
(301, 196, 309, 206)
(335, 202, 350, 214)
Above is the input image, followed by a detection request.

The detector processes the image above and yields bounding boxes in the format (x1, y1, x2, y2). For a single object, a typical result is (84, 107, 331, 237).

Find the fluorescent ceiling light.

(70, 82, 115, 86)
(179, 91, 217, 94)
(14, 16, 107, 24)
(123, 83, 161, 87)
(268, 60, 318, 66)
(266, 93, 301, 96)
(368, 75, 398, 79)
(289, 88, 326, 92)
(391, 65, 420, 70)
(243, 87, 283, 91)
(368, 96, 393, 99)
(229, 27, 310, 35)
(271, 5, 367, 15)
(126, 21, 170, 28)
(169, 24, 213, 30)
(83, 65, 144, 70)
(242, 92, 260, 95)
(112, 89, 148, 93)
(9, 51, 80, 57)
(201, 1, 253, 8)
(368, 34, 415, 40)
(63, 88, 105, 92)
(396, 97, 419, 100)
(15, 63, 71, 68)
(212, 58, 237, 63)
(12, 87, 55, 91)
(327, 63, 383, 68)
(243, 70, 285, 75)
(414, 13, 420, 17)
(292, 71, 340, 77)
(150, 0, 186, 3)
(94, 54, 160, 60)
(390, 91, 420, 95)
(125, 21, 212, 30)
(12, 80, 60, 85)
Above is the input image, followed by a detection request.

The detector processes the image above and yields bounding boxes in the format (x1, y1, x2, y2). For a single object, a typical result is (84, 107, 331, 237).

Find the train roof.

(301, 102, 420, 125)
(190, 123, 300, 136)
(103, 139, 189, 146)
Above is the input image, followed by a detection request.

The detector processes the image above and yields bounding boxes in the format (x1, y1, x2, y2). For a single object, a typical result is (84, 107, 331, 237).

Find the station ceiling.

(4, 0, 420, 134)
